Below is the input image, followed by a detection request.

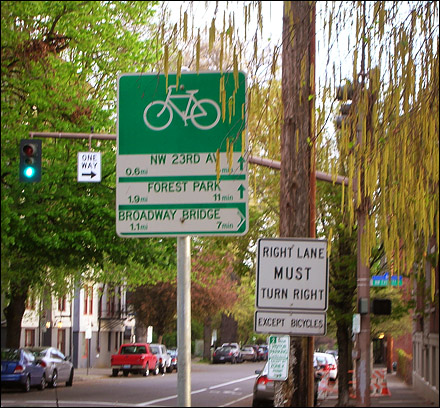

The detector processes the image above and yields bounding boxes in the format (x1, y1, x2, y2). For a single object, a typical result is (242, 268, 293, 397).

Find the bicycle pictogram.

(143, 85, 221, 131)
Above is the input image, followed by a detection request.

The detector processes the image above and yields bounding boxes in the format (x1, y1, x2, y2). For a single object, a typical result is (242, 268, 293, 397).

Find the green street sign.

(116, 72, 248, 237)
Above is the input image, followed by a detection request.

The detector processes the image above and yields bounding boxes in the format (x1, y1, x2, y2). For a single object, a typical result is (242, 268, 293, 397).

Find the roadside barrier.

(349, 368, 391, 397)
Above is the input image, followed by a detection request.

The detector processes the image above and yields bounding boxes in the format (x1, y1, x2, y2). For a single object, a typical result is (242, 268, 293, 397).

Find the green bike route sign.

(116, 72, 248, 237)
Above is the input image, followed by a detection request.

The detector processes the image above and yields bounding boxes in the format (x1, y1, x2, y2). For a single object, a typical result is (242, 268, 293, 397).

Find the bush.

(396, 348, 413, 385)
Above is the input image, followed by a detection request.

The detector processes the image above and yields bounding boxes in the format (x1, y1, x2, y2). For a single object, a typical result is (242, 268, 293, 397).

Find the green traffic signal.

(19, 139, 42, 182)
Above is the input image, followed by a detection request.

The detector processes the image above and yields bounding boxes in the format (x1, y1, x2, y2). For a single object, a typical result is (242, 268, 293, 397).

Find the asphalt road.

(1, 360, 262, 407)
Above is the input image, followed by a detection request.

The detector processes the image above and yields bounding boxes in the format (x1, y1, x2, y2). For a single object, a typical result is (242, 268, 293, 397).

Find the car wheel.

(112, 369, 119, 377)
(143, 366, 150, 377)
(123, 370, 129, 377)
(38, 375, 47, 391)
(50, 370, 58, 388)
(166, 364, 173, 373)
(22, 375, 31, 392)
(152, 364, 160, 375)
(66, 369, 74, 386)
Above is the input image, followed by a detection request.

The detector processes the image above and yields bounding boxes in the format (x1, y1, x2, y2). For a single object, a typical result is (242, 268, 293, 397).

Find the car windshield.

(150, 346, 160, 354)
(25, 348, 47, 358)
(1, 348, 20, 360)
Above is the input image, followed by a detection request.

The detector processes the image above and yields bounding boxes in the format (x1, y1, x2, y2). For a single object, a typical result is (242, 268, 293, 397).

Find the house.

(412, 237, 439, 405)
(1, 282, 134, 369)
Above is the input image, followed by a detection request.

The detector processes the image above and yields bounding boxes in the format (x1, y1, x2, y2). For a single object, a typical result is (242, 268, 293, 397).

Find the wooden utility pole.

(276, 1, 314, 406)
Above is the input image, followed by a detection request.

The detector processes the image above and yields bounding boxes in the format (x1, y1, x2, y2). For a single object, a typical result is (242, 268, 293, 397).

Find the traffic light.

(371, 298, 392, 315)
(19, 139, 42, 182)
(336, 83, 354, 129)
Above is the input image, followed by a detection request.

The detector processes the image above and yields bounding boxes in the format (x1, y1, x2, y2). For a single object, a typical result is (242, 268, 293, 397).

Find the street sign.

(371, 273, 402, 287)
(267, 335, 289, 381)
(77, 152, 101, 182)
(256, 238, 329, 311)
(116, 72, 248, 237)
(352, 313, 361, 334)
(254, 310, 327, 336)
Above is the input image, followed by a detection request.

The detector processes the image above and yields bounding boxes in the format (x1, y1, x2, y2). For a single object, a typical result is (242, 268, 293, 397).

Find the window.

(83, 285, 93, 315)
(25, 329, 35, 347)
(25, 293, 36, 310)
(57, 329, 66, 355)
(115, 332, 119, 351)
(58, 295, 66, 312)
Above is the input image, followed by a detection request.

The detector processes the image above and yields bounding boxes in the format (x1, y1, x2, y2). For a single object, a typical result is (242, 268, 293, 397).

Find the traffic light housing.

(19, 139, 42, 182)
(371, 298, 392, 315)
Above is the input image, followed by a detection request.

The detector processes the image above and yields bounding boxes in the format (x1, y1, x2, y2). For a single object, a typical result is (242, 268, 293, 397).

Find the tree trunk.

(336, 318, 352, 406)
(4, 286, 27, 348)
(203, 316, 212, 360)
(277, 2, 312, 406)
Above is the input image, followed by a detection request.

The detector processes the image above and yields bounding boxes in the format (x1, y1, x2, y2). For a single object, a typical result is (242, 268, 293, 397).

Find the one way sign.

(77, 152, 101, 182)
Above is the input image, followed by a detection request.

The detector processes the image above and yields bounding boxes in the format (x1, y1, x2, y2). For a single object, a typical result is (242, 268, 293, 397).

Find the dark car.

(167, 348, 178, 372)
(25, 346, 74, 388)
(212, 345, 242, 364)
(1, 348, 47, 392)
(257, 345, 268, 361)
(252, 361, 322, 407)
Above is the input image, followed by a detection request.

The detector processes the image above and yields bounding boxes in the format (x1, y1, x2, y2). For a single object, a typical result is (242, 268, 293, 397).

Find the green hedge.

(397, 348, 413, 385)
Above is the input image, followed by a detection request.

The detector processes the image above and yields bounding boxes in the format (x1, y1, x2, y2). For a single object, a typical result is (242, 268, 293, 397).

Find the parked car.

(111, 343, 159, 377)
(150, 343, 173, 374)
(25, 346, 74, 388)
(252, 361, 323, 407)
(212, 345, 243, 364)
(167, 348, 178, 372)
(257, 345, 268, 361)
(252, 362, 274, 407)
(241, 346, 258, 362)
(325, 349, 338, 363)
(1, 348, 47, 392)
(314, 352, 338, 380)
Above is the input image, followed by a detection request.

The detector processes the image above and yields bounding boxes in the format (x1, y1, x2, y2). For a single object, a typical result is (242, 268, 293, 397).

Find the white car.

(314, 352, 338, 380)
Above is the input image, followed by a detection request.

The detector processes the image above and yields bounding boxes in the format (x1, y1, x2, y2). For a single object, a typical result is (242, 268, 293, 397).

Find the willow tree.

(156, 1, 438, 406)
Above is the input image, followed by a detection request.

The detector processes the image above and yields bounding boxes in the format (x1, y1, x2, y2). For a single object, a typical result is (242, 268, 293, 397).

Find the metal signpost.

(116, 72, 248, 237)
(117, 72, 248, 407)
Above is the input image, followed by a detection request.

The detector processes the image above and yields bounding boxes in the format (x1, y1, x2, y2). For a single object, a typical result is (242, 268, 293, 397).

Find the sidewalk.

(318, 371, 437, 407)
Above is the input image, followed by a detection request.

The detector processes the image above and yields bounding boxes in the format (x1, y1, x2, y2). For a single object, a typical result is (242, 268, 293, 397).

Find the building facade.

(1, 282, 134, 369)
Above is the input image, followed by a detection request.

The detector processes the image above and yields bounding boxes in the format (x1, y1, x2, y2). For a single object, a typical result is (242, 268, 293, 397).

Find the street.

(1, 360, 262, 407)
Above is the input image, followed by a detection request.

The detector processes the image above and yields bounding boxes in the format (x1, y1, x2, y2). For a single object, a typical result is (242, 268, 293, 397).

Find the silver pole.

(177, 236, 191, 406)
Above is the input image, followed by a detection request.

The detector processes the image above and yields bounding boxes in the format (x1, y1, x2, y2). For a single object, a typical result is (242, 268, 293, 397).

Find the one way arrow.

(82, 171, 96, 178)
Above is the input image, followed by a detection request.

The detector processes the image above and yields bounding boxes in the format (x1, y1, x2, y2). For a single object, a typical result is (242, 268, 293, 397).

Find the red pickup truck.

(111, 343, 159, 377)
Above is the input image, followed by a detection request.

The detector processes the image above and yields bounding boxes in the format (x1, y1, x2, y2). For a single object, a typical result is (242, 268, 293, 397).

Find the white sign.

(352, 313, 361, 334)
(268, 335, 289, 381)
(256, 238, 329, 311)
(85, 326, 92, 339)
(78, 152, 101, 182)
(254, 310, 327, 336)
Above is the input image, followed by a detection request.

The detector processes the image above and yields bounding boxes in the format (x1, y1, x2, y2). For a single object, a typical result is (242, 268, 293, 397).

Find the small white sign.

(254, 310, 327, 336)
(85, 326, 92, 339)
(268, 335, 289, 381)
(78, 152, 101, 182)
(352, 313, 361, 334)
